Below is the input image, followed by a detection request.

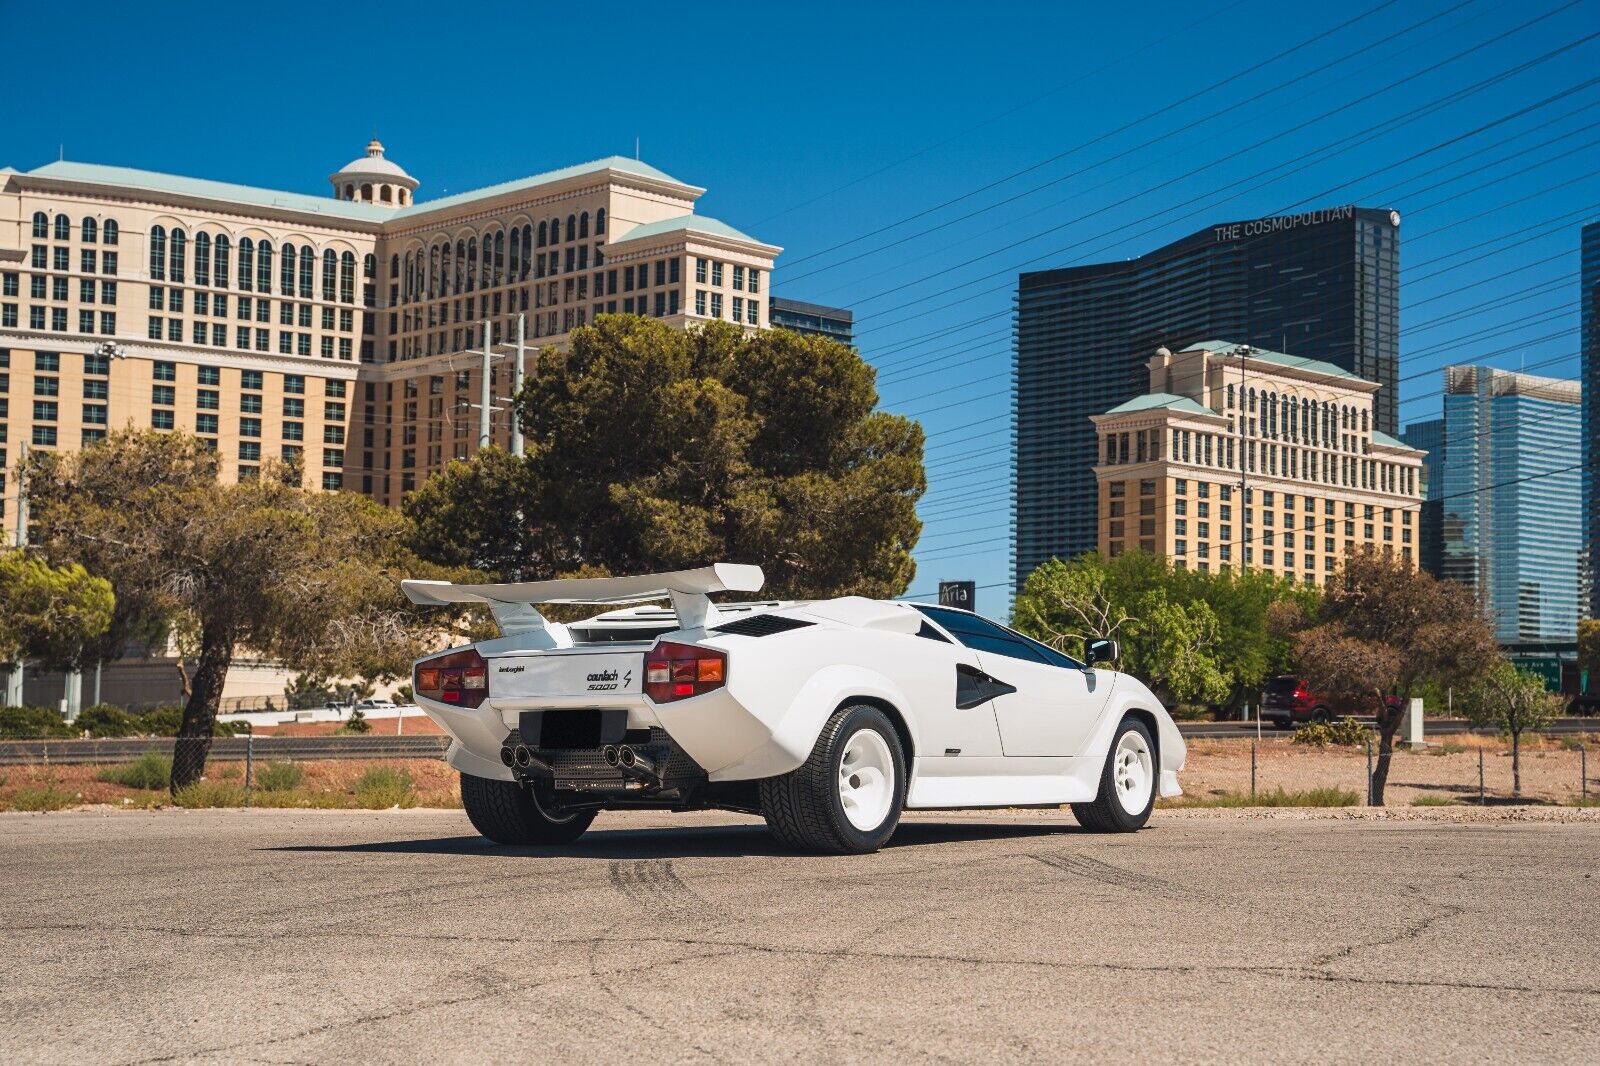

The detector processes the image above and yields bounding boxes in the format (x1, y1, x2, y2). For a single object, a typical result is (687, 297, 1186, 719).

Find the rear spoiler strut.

(401, 563, 766, 634)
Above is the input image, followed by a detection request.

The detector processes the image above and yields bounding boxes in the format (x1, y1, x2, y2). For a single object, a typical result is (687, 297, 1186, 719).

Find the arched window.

(237, 237, 254, 290)
(494, 230, 505, 287)
(550, 217, 560, 244)
(508, 231, 520, 284)
(31, 212, 48, 238)
(299, 245, 313, 296)
(1360, 410, 1368, 434)
(454, 239, 465, 292)
(339, 251, 355, 303)
(81, 217, 98, 243)
(281, 245, 296, 295)
(361, 183, 373, 202)
(596, 208, 606, 236)
(344, 183, 355, 200)
(54, 214, 70, 240)
(257, 240, 273, 292)
(390, 254, 399, 279)
(538, 220, 548, 247)
(169, 228, 187, 282)
(566, 214, 577, 244)
(399, 188, 409, 205)
(578, 212, 589, 239)
(214, 235, 230, 288)
(466, 236, 477, 291)
(430, 245, 441, 298)
(102, 219, 119, 245)
(195, 232, 211, 285)
(380, 185, 393, 203)
(363, 253, 375, 279)
(322, 250, 337, 300)
(149, 225, 166, 280)
(521, 226, 532, 280)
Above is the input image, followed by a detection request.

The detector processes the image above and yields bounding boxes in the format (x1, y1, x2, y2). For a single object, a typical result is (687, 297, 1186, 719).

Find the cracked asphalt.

(2, 808, 1597, 1064)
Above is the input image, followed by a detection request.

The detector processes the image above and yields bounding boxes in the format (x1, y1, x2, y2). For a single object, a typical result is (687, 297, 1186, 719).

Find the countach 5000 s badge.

(587, 669, 632, 692)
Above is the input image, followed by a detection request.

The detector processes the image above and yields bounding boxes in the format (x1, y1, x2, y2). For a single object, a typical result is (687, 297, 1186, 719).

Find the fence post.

(1478, 748, 1485, 806)
(1582, 745, 1587, 804)
(245, 732, 253, 808)
(1250, 738, 1257, 800)
(1365, 735, 1373, 806)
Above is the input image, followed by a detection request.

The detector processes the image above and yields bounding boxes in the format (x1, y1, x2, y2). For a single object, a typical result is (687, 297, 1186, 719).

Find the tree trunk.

(1511, 730, 1521, 798)
(1370, 693, 1398, 806)
(169, 627, 234, 794)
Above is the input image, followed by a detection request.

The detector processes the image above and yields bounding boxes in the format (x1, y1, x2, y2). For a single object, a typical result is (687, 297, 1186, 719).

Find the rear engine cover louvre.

(710, 614, 816, 637)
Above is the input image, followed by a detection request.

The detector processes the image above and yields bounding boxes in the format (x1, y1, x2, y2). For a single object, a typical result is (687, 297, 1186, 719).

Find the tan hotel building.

(0, 142, 781, 539)
(1091, 341, 1425, 584)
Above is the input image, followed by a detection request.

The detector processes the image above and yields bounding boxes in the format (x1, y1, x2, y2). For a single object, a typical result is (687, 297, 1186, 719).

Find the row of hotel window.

(1102, 427, 1417, 495)
(1226, 383, 1372, 446)
(392, 213, 613, 304)
(148, 231, 368, 302)
(32, 213, 118, 243)
(29, 246, 118, 275)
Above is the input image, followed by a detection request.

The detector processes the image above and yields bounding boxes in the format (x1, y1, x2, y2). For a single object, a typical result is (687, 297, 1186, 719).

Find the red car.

(1260, 675, 1400, 728)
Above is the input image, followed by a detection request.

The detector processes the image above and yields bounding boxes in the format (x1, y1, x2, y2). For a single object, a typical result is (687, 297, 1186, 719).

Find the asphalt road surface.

(2, 808, 1597, 1064)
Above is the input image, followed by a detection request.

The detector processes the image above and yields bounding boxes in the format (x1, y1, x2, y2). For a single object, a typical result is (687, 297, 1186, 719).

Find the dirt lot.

(1, 735, 1594, 812)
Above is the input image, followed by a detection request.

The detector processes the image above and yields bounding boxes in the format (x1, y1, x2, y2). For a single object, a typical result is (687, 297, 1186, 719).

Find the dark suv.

(1260, 675, 1400, 728)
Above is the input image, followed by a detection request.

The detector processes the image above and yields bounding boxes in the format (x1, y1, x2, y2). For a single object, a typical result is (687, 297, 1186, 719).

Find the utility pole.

(3, 443, 27, 706)
(511, 313, 526, 457)
(1234, 346, 1248, 579)
(478, 321, 492, 451)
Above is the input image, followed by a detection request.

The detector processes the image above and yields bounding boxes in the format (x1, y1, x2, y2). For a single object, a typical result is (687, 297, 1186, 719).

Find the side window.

(915, 620, 950, 643)
(915, 607, 1050, 665)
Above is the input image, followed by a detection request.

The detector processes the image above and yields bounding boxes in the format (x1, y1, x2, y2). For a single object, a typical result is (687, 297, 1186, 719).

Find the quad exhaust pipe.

(501, 743, 551, 776)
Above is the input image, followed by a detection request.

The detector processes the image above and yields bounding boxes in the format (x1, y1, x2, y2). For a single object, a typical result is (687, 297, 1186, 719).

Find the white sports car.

(403, 564, 1184, 854)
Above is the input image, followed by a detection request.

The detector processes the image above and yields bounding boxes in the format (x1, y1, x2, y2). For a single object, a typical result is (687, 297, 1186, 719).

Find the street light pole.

(511, 313, 526, 458)
(478, 321, 492, 451)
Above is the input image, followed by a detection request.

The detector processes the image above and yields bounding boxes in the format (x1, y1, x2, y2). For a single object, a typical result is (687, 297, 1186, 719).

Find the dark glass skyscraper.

(1014, 206, 1400, 586)
(769, 297, 854, 346)
(1581, 221, 1600, 619)
(1402, 416, 1445, 578)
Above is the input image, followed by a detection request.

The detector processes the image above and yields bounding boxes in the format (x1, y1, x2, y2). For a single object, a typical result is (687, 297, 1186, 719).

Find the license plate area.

(491, 652, 643, 697)
(519, 709, 628, 749)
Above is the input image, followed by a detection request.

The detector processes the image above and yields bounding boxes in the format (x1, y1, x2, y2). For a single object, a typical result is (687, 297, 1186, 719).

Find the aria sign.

(1212, 205, 1363, 242)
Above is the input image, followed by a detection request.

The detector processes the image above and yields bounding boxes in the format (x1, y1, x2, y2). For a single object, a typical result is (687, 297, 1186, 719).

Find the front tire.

(761, 704, 906, 854)
(460, 772, 595, 845)
(1071, 716, 1156, 833)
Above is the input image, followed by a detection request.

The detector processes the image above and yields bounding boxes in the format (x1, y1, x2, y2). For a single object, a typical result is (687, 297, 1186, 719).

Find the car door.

(897, 616, 1005, 758)
(916, 607, 1112, 757)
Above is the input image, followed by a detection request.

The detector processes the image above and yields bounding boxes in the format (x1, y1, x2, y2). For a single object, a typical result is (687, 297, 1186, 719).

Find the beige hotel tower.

(0, 142, 781, 539)
(1091, 341, 1426, 585)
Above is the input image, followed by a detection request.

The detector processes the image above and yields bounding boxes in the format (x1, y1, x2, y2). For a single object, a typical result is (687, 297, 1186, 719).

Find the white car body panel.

(404, 565, 1185, 805)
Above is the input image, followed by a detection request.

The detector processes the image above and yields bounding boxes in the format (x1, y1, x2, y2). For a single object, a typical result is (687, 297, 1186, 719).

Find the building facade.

(1014, 206, 1400, 588)
(768, 297, 853, 346)
(1401, 417, 1445, 577)
(0, 143, 781, 538)
(1090, 341, 1424, 585)
(1581, 220, 1599, 619)
(1437, 365, 1582, 644)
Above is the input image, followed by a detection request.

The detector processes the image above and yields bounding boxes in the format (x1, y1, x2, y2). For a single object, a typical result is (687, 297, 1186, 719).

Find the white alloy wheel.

(838, 727, 895, 831)
(1112, 727, 1154, 816)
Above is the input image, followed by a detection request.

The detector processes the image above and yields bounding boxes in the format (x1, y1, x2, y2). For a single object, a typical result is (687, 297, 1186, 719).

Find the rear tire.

(1312, 706, 1333, 724)
(460, 772, 595, 845)
(1071, 716, 1156, 833)
(761, 704, 906, 854)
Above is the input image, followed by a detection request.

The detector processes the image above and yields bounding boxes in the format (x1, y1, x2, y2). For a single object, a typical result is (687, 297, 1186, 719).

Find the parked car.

(1260, 675, 1400, 728)
(403, 564, 1187, 854)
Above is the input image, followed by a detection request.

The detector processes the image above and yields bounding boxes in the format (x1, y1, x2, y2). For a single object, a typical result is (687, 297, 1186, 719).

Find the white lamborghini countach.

(403, 564, 1184, 854)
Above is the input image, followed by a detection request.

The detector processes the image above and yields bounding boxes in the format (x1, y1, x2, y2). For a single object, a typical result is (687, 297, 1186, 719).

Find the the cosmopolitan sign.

(1213, 206, 1355, 242)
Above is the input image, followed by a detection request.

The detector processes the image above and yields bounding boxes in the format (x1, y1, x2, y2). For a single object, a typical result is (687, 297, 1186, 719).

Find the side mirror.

(1085, 639, 1119, 667)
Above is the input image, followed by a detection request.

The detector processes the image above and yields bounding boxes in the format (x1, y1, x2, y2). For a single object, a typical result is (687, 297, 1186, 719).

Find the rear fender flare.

(709, 665, 915, 781)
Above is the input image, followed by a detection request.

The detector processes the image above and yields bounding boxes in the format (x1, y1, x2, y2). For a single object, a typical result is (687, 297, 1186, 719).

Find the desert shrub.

(95, 751, 172, 790)
(76, 704, 138, 737)
(0, 705, 76, 739)
(9, 784, 77, 811)
(1292, 718, 1369, 748)
(127, 705, 243, 736)
(337, 708, 372, 735)
(1411, 794, 1459, 807)
(171, 780, 245, 808)
(353, 765, 415, 808)
(1166, 786, 1360, 809)
(254, 760, 303, 792)
(251, 789, 346, 809)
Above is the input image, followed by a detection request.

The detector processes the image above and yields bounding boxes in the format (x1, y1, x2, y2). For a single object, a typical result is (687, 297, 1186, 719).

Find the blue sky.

(7, 0, 1597, 616)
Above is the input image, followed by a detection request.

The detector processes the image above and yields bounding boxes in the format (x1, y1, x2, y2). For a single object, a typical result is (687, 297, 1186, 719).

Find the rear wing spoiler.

(401, 563, 765, 633)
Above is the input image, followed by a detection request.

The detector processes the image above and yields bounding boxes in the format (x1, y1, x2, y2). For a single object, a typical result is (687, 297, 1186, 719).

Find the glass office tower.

(1014, 206, 1399, 588)
(1581, 221, 1600, 618)
(1438, 366, 1582, 643)
(1402, 417, 1445, 578)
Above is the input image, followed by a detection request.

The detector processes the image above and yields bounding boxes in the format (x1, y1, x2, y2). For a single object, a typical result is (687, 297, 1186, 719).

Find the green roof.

(1102, 392, 1217, 417)
(1370, 430, 1415, 450)
(395, 156, 690, 218)
(1182, 340, 1363, 383)
(605, 214, 766, 247)
(21, 155, 694, 225)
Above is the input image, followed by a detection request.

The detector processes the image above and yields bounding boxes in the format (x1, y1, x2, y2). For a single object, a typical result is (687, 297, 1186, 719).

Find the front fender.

(709, 664, 916, 782)
(1081, 675, 1186, 798)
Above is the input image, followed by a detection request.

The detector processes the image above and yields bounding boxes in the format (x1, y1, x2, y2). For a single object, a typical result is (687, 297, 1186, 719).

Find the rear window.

(1265, 676, 1300, 694)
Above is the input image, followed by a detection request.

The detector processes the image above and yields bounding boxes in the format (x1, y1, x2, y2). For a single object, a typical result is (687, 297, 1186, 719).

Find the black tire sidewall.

(1099, 717, 1156, 831)
(827, 706, 907, 852)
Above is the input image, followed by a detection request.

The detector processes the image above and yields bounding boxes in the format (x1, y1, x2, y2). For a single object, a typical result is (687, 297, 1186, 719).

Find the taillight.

(645, 641, 727, 704)
(414, 648, 490, 708)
